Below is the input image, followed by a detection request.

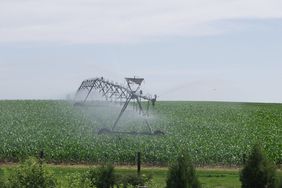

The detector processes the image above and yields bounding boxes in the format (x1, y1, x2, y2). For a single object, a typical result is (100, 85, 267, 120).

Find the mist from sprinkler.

(72, 89, 158, 134)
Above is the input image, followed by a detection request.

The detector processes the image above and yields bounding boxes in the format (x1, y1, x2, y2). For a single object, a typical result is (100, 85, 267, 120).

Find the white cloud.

(0, 0, 282, 43)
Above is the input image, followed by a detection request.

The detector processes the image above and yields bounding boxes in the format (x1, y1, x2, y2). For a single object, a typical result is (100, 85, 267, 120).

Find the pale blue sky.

(0, 0, 282, 102)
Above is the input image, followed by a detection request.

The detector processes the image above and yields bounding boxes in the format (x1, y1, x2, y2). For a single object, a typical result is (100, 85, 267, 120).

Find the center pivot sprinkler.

(74, 77, 164, 135)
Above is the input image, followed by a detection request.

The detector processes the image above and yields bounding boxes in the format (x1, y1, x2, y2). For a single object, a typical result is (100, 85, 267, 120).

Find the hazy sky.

(0, 0, 282, 102)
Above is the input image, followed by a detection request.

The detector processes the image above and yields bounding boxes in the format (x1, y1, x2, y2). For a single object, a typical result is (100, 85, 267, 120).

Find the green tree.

(166, 151, 201, 188)
(240, 144, 276, 188)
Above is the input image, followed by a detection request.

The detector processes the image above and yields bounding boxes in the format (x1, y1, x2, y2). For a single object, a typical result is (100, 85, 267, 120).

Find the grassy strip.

(1, 164, 281, 187)
(0, 164, 242, 188)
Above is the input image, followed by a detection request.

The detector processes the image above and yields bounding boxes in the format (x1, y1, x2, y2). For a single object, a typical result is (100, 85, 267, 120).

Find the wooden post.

(137, 151, 141, 175)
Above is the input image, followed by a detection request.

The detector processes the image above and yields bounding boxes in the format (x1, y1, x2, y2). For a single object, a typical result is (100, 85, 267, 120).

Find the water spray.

(74, 76, 164, 136)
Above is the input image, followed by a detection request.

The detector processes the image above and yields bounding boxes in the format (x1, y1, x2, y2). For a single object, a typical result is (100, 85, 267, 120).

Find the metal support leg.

(112, 96, 132, 131)
(84, 86, 94, 103)
(136, 98, 153, 134)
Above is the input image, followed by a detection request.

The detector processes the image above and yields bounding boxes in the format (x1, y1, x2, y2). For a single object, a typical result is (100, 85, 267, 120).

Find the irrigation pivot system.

(74, 77, 164, 135)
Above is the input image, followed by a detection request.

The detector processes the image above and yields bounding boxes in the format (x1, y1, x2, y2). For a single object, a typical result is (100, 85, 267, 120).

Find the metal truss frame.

(75, 77, 157, 134)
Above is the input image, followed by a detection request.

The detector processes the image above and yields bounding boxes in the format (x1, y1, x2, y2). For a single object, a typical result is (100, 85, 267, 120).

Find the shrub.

(0, 168, 5, 186)
(66, 172, 91, 188)
(5, 157, 56, 188)
(166, 151, 201, 188)
(121, 173, 152, 187)
(85, 164, 115, 188)
(277, 176, 282, 188)
(81, 165, 152, 188)
(0, 174, 6, 188)
(240, 144, 276, 188)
